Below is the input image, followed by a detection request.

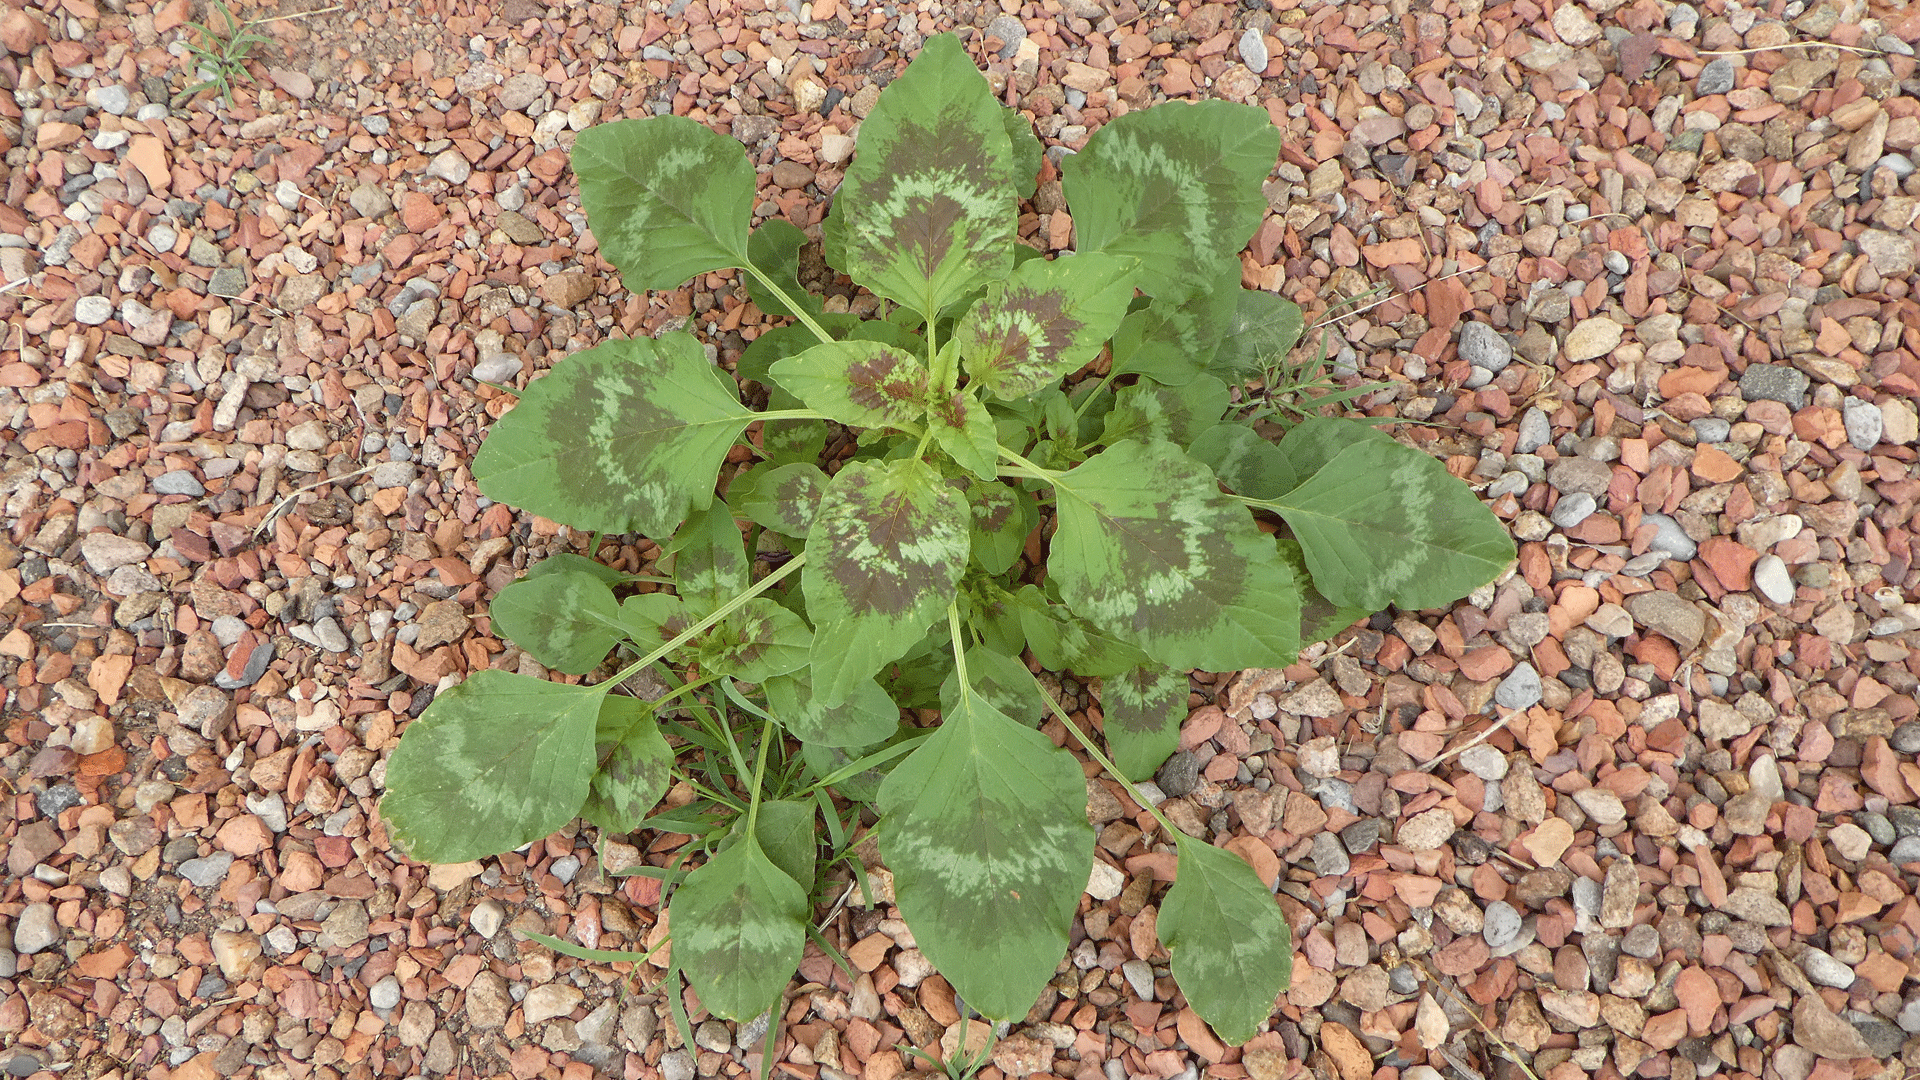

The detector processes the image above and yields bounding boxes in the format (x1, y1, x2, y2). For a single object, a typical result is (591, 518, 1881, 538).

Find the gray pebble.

(1550, 491, 1597, 528)
(372, 461, 417, 488)
(89, 84, 132, 114)
(1739, 364, 1809, 409)
(246, 791, 289, 833)
(209, 267, 248, 298)
(1690, 416, 1731, 443)
(1156, 751, 1199, 798)
(179, 852, 234, 887)
(1340, 818, 1382, 854)
(472, 353, 524, 384)
(36, 785, 82, 818)
(1900, 998, 1920, 1034)
(1482, 900, 1522, 948)
(136, 102, 170, 121)
(660, 1050, 696, 1080)
(370, 975, 403, 1010)
(1121, 959, 1155, 1000)
(1696, 57, 1735, 94)
(1799, 948, 1855, 988)
(1495, 663, 1542, 710)
(1842, 396, 1883, 449)
(1459, 744, 1509, 781)
(13, 904, 58, 955)
(147, 222, 178, 253)
(550, 855, 581, 883)
(1893, 836, 1920, 866)
(349, 184, 392, 220)
(4, 1051, 45, 1078)
(1854, 1014, 1906, 1059)
(1603, 250, 1630, 275)
(1858, 812, 1895, 847)
(363, 115, 390, 136)
(1312, 777, 1355, 814)
(1514, 407, 1551, 454)
(1311, 832, 1351, 877)
(985, 13, 1026, 55)
(1462, 366, 1495, 390)
(1753, 554, 1793, 605)
(1893, 723, 1920, 755)
(1237, 28, 1269, 73)
(1878, 153, 1916, 179)
(1485, 472, 1530, 499)
(313, 617, 351, 653)
(1891, 806, 1920, 839)
(211, 615, 248, 647)
(1457, 321, 1512, 371)
(154, 469, 205, 496)
(1389, 965, 1420, 995)
(1622, 923, 1660, 958)
(1642, 511, 1697, 561)
(75, 296, 114, 325)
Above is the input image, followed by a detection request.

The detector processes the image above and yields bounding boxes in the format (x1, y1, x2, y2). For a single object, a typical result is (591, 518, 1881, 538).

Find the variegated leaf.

(1106, 270, 1239, 385)
(487, 564, 623, 676)
(747, 799, 817, 890)
(765, 669, 901, 748)
(580, 695, 674, 834)
(821, 33, 1017, 317)
(1158, 837, 1294, 1045)
(730, 462, 829, 538)
(1274, 538, 1374, 646)
(1213, 288, 1306, 377)
(667, 503, 750, 613)
(878, 689, 1093, 1020)
(940, 645, 1047, 727)
(616, 594, 809, 683)
(742, 218, 825, 320)
(1007, 584, 1147, 678)
(1271, 435, 1515, 612)
(573, 116, 753, 292)
(967, 479, 1037, 576)
(1100, 664, 1190, 781)
(1049, 440, 1300, 673)
(770, 340, 930, 431)
(473, 334, 755, 537)
(1001, 103, 1043, 198)
(1100, 375, 1229, 449)
(1187, 424, 1299, 500)
(380, 671, 601, 864)
(929, 387, 1000, 480)
(953, 252, 1138, 400)
(804, 457, 970, 706)
(738, 317, 858, 410)
(669, 835, 807, 1021)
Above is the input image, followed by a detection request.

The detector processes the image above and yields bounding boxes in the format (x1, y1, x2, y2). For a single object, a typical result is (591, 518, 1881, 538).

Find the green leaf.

(1212, 289, 1306, 377)
(743, 218, 824, 320)
(1101, 664, 1190, 782)
(967, 479, 1037, 575)
(669, 835, 808, 1021)
(739, 318, 860, 410)
(765, 669, 901, 747)
(928, 387, 1000, 480)
(953, 252, 1138, 400)
(488, 565, 624, 676)
(716, 599, 813, 683)
(1271, 436, 1515, 612)
(381, 671, 602, 864)
(1049, 440, 1300, 672)
(1274, 538, 1373, 646)
(877, 690, 1093, 1020)
(751, 799, 817, 889)
(821, 33, 1016, 318)
(731, 462, 830, 537)
(1001, 104, 1043, 199)
(805, 458, 970, 706)
(523, 552, 628, 587)
(762, 419, 831, 470)
(1272, 414, 1397, 480)
(1106, 273, 1239, 385)
(1187, 424, 1299, 500)
(1100, 375, 1230, 449)
(667, 504, 750, 613)
(580, 695, 674, 834)
(1158, 838, 1294, 1045)
(574, 116, 753, 292)
(940, 645, 1047, 727)
(473, 333, 755, 537)
(1008, 584, 1147, 677)
(1063, 100, 1278, 304)
(770, 340, 929, 431)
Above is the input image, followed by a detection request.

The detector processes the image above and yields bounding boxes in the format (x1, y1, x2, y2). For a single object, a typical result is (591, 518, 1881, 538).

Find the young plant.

(177, 0, 274, 107)
(379, 34, 1513, 1046)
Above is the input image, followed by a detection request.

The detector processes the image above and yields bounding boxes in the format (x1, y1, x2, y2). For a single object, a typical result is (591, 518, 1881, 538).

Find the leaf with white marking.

(821, 33, 1017, 318)
(669, 833, 807, 1021)
(580, 695, 674, 834)
(488, 565, 624, 676)
(616, 594, 810, 683)
(1212, 288, 1306, 377)
(770, 341, 929, 432)
(878, 690, 1092, 1020)
(574, 116, 754, 292)
(473, 333, 756, 537)
(667, 503, 750, 613)
(940, 644, 1047, 727)
(967, 479, 1037, 575)
(1100, 663, 1190, 781)
(928, 386, 1000, 480)
(953, 252, 1137, 400)
(804, 457, 970, 706)
(1001, 104, 1043, 198)
(1158, 837, 1294, 1045)
(1274, 538, 1373, 646)
(1049, 440, 1300, 673)
(1106, 271, 1238, 385)
(1006, 584, 1147, 678)
(381, 671, 601, 864)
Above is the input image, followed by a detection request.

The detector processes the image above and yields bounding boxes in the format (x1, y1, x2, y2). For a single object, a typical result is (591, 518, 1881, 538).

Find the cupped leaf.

(968, 479, 1038, 575)
(739, 317, 860, 410)
(743, 218, 825, 320)
(940, 645, 1048, 727)
(1273, 414, 1396, 480)
(1212, 288, 1307, 377)
(1101, 664, 1190, 781)
(765, 669, 901, 748)
(878, 690, 1093, 1020)
(929, 387, 1000, 480)
(731, 462, 830, 537)
(1001, 104, 1043, 198)
(1100, 375, 1230, 449)
(953, 252, 1138, 400)
(667, 504, 750, 613)
(1049, 440, 1301, 673)
(715, 599, 813, 683)
(1158, 838, 1294, 1045)
(381, 671, 602, 864)
(669, 835, 808, 1021)
(523, 552, 628, 587)
(1008, 584, 1147, 678)
(580, 695, 674, 834)
(1063, 100, 1278, 304)
(821, 33, 1017, 318)
(804, 457, 970, 706)
(1274, 538, 1373, 646)
(473, 334, 755, 537)
(1188, 424, 1299, 500)
(749, 799, 818, 890)
(573, 116, 753, 292)
(1107, 276, 1237, 385)
(1271, 436, 1515, 612)
(770, 340, 929, 431)
(488, 565, 624, 676)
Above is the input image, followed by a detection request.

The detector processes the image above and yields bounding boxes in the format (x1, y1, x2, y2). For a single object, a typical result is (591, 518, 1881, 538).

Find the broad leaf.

(1158, 838, 1294, 1045)
(1107, 279, 1237, 386)
(617, 594, 810, 683)
(765, 669, 901, 747)
(1049, 440, 1301, 672)
(381, 671, 601, 864)
(667, 503, 749, 613)
(1001, 104, 1043, 198)
(670, 835, 808, 1021)
(743, 218, 824, 320)
(580, 695, 674, 834)
(940, 645, 1047, 727)
(968, 480, 1037, 575)
(1063, 100, 1278, 304)
(473, 334, 755, 537)
(770, 341, 929, 431)
(1273, 414, 1396, 480)
(953, 252, 1138, 399)
(1101, 664, 1190, 781)
(804, 457, 970, 706)
(739, 318, 859, 410)
(929, 387, 1000, 480)
(1188, 424, 1299, 500)
(574, 116, 753, 291)
(821, 33, 1016, 318)
(878, 690, 1093, 1020)
(488, 565, 623, 676)
(1008, 584, 1147, 677)
(731, 462, 829, 537)
(1272, 437, 1515, 611)
(1274, 538, 1373, 646)
(1101, 375, 1229, 449)
(750, 799, 818, 890)
(1212, 289, 1306, 377)
(523, 553, 627, 587)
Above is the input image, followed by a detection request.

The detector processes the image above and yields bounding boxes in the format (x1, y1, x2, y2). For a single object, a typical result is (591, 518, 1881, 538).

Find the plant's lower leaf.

(669, 836, 808, 1021)
(580, 695, 674, 834)
(488, 565, 623, 676)
(765, 670, 901, 748)
(1158, 838, 1294, 1045)
(1272, 414, 1397, 480)
(1049, 440, 1301, 673)
(762, 418, 831, 469)
(1101, 375, 1229, 449)
(523, 552, 628, 586)
(1187, 424, 1299, 501)
(1001, 103, 1043, 198)
(967, 479, 1037, 575)
(750, 799, 817, 890)
(878, 690, 1092, 1020)
(1272, 437, 1515, 612)
(1211, 288, 1306, 377)
(929, 386, 1000, 480)
(730, 462, 830, 537)
(738, 320, 858, 411)
(666, 503, 750, 613)
(743, 218, 824, 321)
(1274, 539, 1373, 646)
(715, 599, 812, 683)
(940, 645, 1047, 727)
(573, 116, 754, 292)
(380, 671, 602, 864)
(1100, 664, 1189, 781)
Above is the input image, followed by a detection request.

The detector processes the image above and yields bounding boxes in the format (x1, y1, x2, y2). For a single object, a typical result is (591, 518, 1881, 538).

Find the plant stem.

(754, 408, 832, 424)
(744, 717, 773, 834)
(1028, 669, 1190, 846)
(1070, 370, 1119, 423)
(946, 603, 971, 693)
(606, 554, 807, 687)
(994, 444, 1063, 484)
(742, 264, 837, 345)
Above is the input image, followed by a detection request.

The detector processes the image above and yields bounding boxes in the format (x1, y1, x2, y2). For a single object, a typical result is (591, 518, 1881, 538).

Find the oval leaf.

(770, 340, 930, 431)
(953, 252, 1138, 400)
(1213, 288, 1307, 377)
(488, 565, 624, 676)
(667, 503, 750, 614)
(473, 334, 756, 537)
(380, 671, 602, 864)
(580, 695, 674, 834)
(574, 116, 754, 292)
(968, 479, 1037, 576)
(1100, 375, 1230, 449)
(765, 670, 901, 748)
(731, 462, 829, 537)
(929, 387, 1000, 480)
(743, 218, 824, 320)
(878, 691, 1093, 1020)
(1158, 838, 1294, 1045)
(669, 836, 808, 1021)
(1273, 538, 1373, 647)
(1100, 664, 1190, 782)
(1187, 424, 1299, 501)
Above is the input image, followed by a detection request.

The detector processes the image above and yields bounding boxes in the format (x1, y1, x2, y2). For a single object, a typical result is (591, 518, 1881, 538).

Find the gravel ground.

(3, 0, 1920, 1079)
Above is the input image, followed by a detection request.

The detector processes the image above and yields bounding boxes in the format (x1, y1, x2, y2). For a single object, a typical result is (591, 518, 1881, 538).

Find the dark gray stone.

(1155, 751, 1199, 798)
(1739, 364, 1809, 408)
